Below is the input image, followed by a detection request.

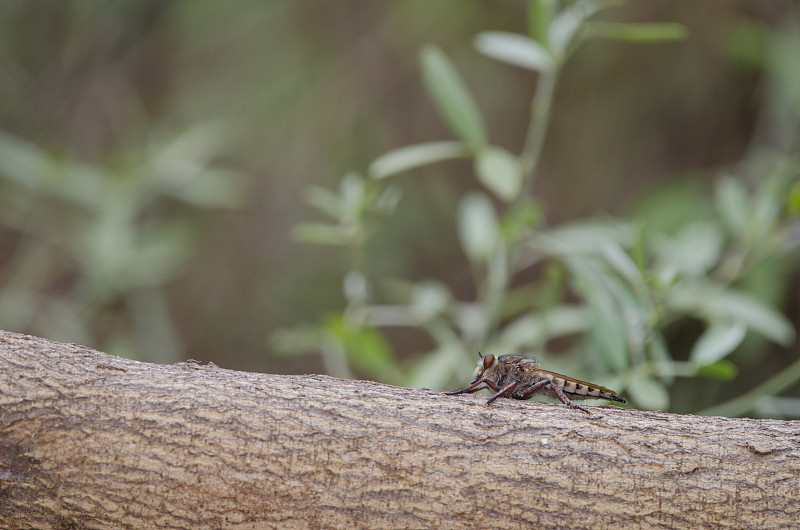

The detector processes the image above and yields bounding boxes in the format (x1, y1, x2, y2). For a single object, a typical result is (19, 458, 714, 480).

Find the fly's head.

(472, 352, 503, 385)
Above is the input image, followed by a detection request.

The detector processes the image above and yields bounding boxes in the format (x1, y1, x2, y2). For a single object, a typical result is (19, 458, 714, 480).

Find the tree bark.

(1, 330, 799, 529)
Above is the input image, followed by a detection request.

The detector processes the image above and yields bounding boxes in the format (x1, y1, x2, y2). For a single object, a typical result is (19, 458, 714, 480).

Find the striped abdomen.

(536, 370, 626, 403)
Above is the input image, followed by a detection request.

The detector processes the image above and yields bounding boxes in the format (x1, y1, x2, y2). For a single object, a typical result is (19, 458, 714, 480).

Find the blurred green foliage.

(0, 1, 798, 417)
(0, 125, 244, 361)
(275, 0, 800, 417)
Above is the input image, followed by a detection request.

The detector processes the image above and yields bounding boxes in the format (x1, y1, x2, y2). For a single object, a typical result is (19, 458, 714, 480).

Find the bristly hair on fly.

(445, 352, 627, 414)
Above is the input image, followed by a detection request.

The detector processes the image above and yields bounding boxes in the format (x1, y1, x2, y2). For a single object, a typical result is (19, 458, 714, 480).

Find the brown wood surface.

(1, 329, 799, 529)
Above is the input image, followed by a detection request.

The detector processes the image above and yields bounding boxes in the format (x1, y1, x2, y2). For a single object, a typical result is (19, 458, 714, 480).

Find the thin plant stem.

(475, 69, 561, 344)
(519, 68, 560, 200)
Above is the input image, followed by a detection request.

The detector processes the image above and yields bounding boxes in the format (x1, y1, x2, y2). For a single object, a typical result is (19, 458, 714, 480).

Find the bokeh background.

(1, 1, 798, 415)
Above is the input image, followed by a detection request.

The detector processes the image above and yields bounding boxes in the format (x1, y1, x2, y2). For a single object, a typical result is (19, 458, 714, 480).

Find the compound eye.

(483, 354, 495, 370)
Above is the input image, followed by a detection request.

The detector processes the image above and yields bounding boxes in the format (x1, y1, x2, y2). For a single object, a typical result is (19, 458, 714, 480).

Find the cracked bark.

(1, 329, 799, 529)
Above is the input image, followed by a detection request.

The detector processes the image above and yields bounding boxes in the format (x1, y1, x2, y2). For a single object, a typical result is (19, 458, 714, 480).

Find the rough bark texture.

(1, 330, 799, 529)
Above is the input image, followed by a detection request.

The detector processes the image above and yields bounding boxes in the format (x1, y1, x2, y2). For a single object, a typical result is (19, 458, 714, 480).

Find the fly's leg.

(446, 378, 500, 396)
(548, 382, 591, 415)
(444, 383, 488, 395)
(485, 382, 518, 406)
(519, 379, 550, 399)
(520, 379, 591, 414)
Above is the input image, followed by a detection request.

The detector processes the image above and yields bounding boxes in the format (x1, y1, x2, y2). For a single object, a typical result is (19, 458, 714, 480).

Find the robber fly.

(445, 352, 626, 414)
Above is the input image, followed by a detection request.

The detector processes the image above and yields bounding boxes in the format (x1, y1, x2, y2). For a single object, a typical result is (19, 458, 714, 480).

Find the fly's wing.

(534, 368, 625, 402)
(510, 356, 539, 369)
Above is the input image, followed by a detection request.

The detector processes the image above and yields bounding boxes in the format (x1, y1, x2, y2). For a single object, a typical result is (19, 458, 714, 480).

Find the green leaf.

(83, 200, 136, 287)
(721, 17, 767, 71)
(711, 291, 795, 346)
(696, 360, 738, 381)
(690, 322, 747, 366)
(406, 345, 462, 389)
(342, 271, 369, 305)
(548, 0, 618, 56)
(532, 222, 644, 289)
(0, 131, 53, 189)
(648, 333, 672, 364)
(0, 131, 107, 208)
(368, 141, 469, 179)
(474, 31, 553, 72)
(148, 125, 242, 208)
(770, 26, 800, 120)
(568, 259, 630, 370)
(372, 184, 403, 216)
(531, 221, 637, 255)
(339, 172, 366, 220)
(325, 315, 396, 382)
(668, 283, 795, 346)
(538, 262, 565, 309)
(585, 22, 687, 43)
(756, 396, 800, 418)
(739, 257, 791, 315)
(409, 281, 451, 322)
(474, 146, 524, 202)
(420, 45, 487, 149)
(495, 306, 590, 351)
(714, 177, 750, 235)
(633, 179, 714, 235)
(653, 222, 724, 277)
(166, 168, 244, 208)
(566, 255, 650, 370)
(749, 163, 797, 242)
(457, 192, 499, 263)
(627, 377, 670, 411)
(500, 199, 543, 243)
(292, 223, 349, 246)
(549, 6, 583, 57)
(270, 324, 328, 356)
(648, 333, 674, 384)
(304, 185, 342, 219)
(787, 182, 800, 214)
(128, 222, 193, 287)
(588, 290, 630, 371)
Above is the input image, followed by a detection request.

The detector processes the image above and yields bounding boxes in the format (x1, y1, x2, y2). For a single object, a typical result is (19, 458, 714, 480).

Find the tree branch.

(1, 330, 798, 529)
